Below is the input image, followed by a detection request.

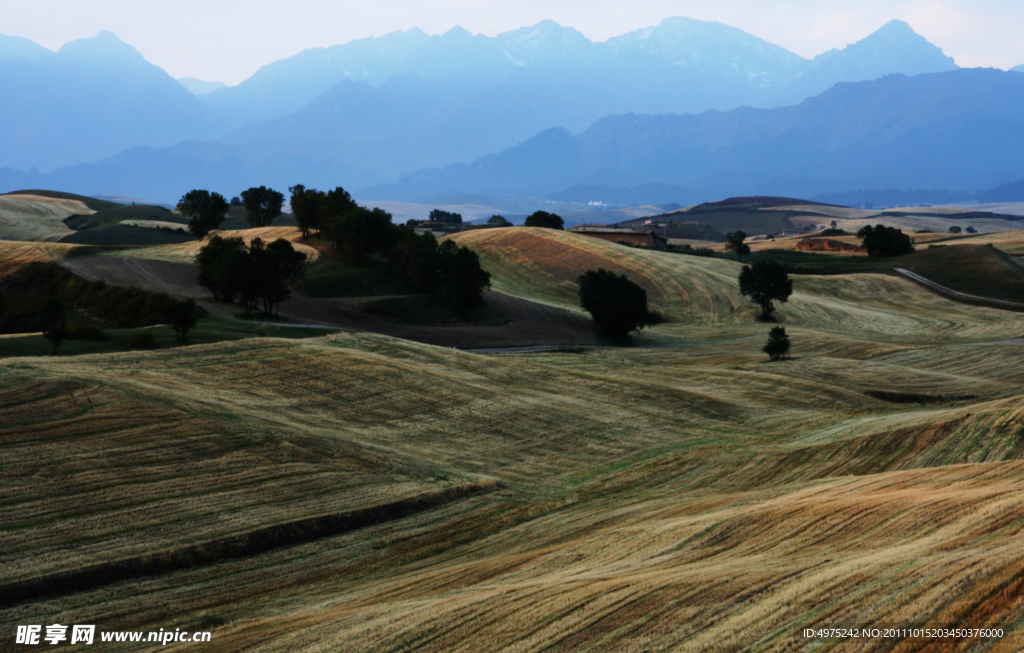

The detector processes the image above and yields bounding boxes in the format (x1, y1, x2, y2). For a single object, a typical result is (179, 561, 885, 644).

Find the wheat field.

(3, 231, 1024, 651)
(0, 194, 91, 242)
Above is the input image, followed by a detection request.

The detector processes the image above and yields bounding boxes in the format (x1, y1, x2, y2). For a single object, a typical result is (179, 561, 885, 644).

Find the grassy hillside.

(1, 189, 120, 211)
(3, 326, 1024, 650)
(5, 224, 1024, 650)
(0, 194, 91, 242)
(450, 228, 1024, 343)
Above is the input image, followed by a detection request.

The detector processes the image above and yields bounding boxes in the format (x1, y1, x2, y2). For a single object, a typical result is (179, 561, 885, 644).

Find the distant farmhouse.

(568, 225, 669, 250)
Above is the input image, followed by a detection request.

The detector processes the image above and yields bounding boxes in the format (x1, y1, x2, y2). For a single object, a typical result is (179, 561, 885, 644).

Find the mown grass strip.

(0, 482, 499, 607)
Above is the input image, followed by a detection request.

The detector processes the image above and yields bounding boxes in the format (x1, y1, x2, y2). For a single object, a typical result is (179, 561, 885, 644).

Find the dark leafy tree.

(289, 184, 326, 238)
(429, 209, 462, 224)
(178, 189, 229, 239)
(257, 238, 309, 316)
(725, 231, 751, 261)
(41, 297, 67, 355)
(966, 226, 977, 233)
(163, 298, 201, 344)
(196, 235, 306, 318)
(336, 206, 394, 265)
(948, 226, 962, 234)
(196, 234, 248, 301)
(830, 220, 838, 230)
(763, 326, 791, 361)
(525, 211, 564, 230)
(389, 227, 440, 291)
(319, 187, 359, 250)
(488, 215, 511, 226)
(229, 196, 242, 206)
(436, 240, 491, 312)
(739, 260, 793, 319)
(577, 268, 656, 341)
(240, 186, 284, 227)
(856, 224, 914, 257)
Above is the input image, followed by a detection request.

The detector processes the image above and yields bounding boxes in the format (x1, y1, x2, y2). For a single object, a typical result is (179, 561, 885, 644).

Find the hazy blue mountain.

(0, 31, 228, 171)
(1012, 64, 1024, 73)
(494, 20, 608, 66)
(606, 17, 805, 91)
(178, 77, 226, 95)
(774, 19, 958, 104)
(0, 33, 52, 60)
(367, 69, 1024, 201)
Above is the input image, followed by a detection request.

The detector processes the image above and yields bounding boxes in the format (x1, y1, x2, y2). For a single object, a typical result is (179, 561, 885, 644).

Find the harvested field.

(118, 226, 318, 263)
(6, 226, 1024, 651)
(4, 327, 1024, 651)
(0, 240, 79, 278)
(0, 194, 91, 242)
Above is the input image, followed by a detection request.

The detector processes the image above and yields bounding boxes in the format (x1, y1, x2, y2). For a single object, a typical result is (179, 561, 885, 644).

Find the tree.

(197, 234, 248, 301)
(240, 186, 284, 227)
(949, 226, 962, 234)
(762, 326, 790, 361)
(830, 220, 838, 230)
(178, 189, 229, 239)
(725, 231, 750, 261)
(338, 206, 394, 265)
(319, 186, 359, 251)
(164, 298, 201, 344)
(739, 260, 793, 319)
(856, 224, 914, 257)
(577, 268, 656, 341)
(229, 196, 242, 206)
(436, 240, 491, 312)
(488, 215, 511, 226)
(525, 211, 564, 229)
(196, 235, 306, 318)
(966, 226, 977, 233)
(429, 209, 462, 224)
(41, 297, 67, 355)
(389, 226, 439, 291)
(289, 184, 326, 238)
(257, 238, 308, 316)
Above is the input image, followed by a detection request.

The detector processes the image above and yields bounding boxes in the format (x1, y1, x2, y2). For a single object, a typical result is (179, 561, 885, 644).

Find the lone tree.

(725, 231, 750, 261)
(525, 211, 564, 230)
(163, 298, 202, 344)
(488, 215, 511, 226)
(948, 226, 962, 234)
(178, 189, 229, 239)
(41, 297, 67, 355)
(739, 259, 793, 319)
(577, 268, 657, 341)
(857, 224, 914, 257)
(241, 186, 285, 227)
(762, 326, 791, 361)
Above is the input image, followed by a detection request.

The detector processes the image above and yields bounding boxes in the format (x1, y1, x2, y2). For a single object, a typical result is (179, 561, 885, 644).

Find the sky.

(2, 0, 1022, 85)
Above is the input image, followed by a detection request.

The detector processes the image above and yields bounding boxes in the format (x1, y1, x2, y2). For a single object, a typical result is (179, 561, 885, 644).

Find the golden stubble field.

(2, 230, 1024, 651)
(0, 194, 91, 242)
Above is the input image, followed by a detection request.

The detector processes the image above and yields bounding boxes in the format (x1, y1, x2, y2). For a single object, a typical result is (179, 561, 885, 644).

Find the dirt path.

(894, 268, 1024, 310)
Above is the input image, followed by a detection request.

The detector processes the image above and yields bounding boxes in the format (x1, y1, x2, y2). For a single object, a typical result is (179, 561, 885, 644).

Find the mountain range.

(0, 18, 1018, 205)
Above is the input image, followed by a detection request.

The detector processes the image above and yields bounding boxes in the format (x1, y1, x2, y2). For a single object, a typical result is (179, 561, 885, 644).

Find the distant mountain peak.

(0, 33, 53, 61)
(495, 20, 598, 66)
(58, 30, 144, 62)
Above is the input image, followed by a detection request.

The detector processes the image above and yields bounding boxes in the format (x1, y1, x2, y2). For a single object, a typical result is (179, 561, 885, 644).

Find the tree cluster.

(389, 227, 491, 312)
(525, 211, 564, 230)
(429, 209, 462, 224)
(577, 269, 657, 341)
(241, 186, 285, 228)
(0, 262, 203, 350)
(197, 235, 308, 317)
(762, 326, 790, 361)
(488, 215, 512, 226)
(857, 224, 914, 257)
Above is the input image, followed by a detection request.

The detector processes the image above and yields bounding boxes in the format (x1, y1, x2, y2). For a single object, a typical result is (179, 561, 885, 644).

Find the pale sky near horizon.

(2, 0, 1022, 85)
